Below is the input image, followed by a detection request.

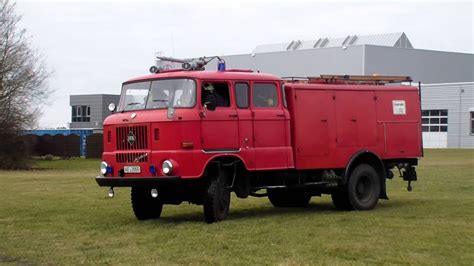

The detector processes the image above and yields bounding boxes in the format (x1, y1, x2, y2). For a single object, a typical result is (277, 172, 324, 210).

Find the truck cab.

(97, 69, 296, 222)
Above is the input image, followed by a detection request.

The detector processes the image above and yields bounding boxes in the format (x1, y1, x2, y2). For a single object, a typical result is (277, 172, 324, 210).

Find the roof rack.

(281, 77, 310, 81)
(309, 74, 412, 84)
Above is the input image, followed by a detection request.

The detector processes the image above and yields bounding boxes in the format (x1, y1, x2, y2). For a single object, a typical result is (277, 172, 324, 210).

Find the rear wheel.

(347, 164, 380, 210)
(268, 189, 311, 208)
(203, 170, 231, 223)
(131, 187, 163, 220)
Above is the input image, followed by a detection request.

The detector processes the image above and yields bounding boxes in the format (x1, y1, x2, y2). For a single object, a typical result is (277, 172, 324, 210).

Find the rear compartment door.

(295, 89, 330, 157)
(335, 90, 377, 148)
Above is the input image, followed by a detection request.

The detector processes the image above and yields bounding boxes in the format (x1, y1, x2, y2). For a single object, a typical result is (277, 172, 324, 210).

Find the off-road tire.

(347, 164, 381, 210)
(268, 189, 311, 208)
(331, 190, 354, 210)
(203, 171, 231, 223)
(131, 187, 163, 220)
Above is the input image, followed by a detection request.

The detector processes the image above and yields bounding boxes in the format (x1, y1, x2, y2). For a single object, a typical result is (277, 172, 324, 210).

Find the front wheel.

(131, 187, 163, 220)
(347, 164, 381, 210)
(203, 171, 231, 223)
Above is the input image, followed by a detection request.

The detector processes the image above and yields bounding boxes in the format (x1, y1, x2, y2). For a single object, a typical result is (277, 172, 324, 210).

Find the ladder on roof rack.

(281, 77, 309, 81)
(309, 74, 412, 84)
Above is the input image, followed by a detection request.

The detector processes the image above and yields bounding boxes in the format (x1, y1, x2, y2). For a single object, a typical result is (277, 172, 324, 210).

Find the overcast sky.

(15, 0, 473, 128)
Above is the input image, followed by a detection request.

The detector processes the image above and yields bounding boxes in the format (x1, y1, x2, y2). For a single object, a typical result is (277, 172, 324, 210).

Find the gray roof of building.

(252, 32, 413, 54)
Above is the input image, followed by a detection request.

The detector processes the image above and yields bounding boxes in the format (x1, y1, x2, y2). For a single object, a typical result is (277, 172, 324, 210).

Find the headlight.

(162, 160, 173, 175)
(100, 161, 108, 175)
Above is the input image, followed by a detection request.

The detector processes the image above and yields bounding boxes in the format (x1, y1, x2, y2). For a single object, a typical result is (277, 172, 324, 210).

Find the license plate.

(124, 166, 141, 174)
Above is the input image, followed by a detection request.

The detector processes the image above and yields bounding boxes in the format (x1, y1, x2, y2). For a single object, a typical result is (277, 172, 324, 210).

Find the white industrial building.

(420, 82, 473, 148)
(206, 32, 474, 148)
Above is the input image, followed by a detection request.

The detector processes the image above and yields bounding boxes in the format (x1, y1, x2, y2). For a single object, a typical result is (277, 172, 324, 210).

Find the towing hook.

(407, 181, 413, 192)
(108, 187, 115, 198)
(151, 188, 158, 198)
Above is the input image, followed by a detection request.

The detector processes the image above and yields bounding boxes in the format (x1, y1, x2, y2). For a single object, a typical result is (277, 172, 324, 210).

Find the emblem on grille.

(127, 130, 136, 145)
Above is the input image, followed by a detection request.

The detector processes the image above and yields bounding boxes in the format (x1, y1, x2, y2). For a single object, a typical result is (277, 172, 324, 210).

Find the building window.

(72, 105, 90, 122)
(421, 109, 448, 132)
(470, 112, 474, 135)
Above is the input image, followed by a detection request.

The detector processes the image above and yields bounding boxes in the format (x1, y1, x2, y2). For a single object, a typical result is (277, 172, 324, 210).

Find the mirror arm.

(200, 105, 207, 117)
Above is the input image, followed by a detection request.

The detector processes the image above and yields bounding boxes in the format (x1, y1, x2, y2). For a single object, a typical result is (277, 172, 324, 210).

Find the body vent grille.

(116, 152, 148, 163)
(116, 125, 148, 150)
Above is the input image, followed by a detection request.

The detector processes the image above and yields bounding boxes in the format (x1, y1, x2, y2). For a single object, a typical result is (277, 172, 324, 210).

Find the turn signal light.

(182, 142, 194, 149)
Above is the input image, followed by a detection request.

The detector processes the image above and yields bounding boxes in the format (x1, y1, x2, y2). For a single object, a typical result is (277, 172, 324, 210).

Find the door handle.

(276, 114, 285, 117)
(229, 114, 238, 118)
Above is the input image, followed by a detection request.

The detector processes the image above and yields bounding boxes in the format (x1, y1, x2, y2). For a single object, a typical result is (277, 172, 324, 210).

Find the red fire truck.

(95, 57, 422, 223)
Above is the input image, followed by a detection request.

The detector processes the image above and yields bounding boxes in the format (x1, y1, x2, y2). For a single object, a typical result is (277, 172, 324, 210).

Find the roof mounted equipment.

(149, 56, 226, 73)
(309, 74, 412, 85)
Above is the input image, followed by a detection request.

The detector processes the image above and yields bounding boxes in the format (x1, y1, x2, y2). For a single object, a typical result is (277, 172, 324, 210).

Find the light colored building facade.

(209, 33, 473, 84)
(69, 94, 120, 130)
(421, 82, 473, 148)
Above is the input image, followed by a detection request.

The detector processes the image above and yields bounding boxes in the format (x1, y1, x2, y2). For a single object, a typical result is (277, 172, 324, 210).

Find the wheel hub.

(356, 176, 372, 203)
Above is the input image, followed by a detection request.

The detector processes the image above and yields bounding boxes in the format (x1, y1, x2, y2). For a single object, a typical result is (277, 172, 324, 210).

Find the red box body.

(284, 83, 422, 170)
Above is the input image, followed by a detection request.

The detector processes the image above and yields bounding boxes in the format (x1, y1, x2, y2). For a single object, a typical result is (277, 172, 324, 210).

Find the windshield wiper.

(121, 102, 142, 112)
(152, 99, 169, 102)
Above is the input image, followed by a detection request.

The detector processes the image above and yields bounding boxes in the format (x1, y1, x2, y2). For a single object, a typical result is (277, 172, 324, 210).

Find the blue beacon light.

(217, 61, 226, 71)
(106, 165, 113, 174)
(149, 164, 157, 175)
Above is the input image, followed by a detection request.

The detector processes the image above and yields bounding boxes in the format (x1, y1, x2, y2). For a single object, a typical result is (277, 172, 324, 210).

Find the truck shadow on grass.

(153, 203, 334, 223)
(154, 200, 418, 224)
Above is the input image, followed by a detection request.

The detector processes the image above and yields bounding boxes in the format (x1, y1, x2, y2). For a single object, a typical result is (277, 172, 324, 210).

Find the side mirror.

(205, 99, 216, 111)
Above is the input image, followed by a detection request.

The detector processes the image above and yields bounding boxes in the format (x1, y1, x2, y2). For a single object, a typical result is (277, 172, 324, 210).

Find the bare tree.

(0, 0, 51, 169)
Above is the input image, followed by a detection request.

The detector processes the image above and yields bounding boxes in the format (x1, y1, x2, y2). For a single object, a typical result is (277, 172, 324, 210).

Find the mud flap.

(403, 167, 417, 191)
(380, 178, 388, 199)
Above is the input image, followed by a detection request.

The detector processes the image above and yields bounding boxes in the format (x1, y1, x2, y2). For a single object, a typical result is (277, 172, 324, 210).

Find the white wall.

(423, 132, 448, 148)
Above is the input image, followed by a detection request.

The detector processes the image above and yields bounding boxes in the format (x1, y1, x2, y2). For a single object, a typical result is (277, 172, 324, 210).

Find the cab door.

(200, 81, 239, 151)
(234, 81, 255, 169)
(251, 81, 288, 169)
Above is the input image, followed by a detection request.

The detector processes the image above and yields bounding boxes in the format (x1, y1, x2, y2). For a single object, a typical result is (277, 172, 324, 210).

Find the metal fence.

(22, 133, 103, 158)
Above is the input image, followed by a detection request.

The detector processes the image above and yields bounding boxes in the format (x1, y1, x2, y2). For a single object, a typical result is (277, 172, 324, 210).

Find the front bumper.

(95, 175, 182, 187)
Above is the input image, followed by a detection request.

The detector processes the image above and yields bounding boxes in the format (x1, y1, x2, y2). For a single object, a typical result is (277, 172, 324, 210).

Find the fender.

(344, 150, 388, 199)
(196, 153, 250, 178)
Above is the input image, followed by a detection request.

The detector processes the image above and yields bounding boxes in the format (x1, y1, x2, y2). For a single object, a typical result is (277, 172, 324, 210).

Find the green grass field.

(0, 149, 473, 265)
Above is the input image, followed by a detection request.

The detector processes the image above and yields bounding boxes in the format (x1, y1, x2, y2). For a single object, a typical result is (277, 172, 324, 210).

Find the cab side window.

(252, 83, 278, 108)
(235, 83, 249, 108)
(201, 82, 230, 108)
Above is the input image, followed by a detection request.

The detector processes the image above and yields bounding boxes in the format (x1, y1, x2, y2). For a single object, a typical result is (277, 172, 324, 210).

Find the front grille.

(116, 152, 148, 163)
(116, 125, 148, 150)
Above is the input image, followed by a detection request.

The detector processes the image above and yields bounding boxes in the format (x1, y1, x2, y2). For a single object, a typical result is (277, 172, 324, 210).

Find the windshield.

(117, 79, 196, 112)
